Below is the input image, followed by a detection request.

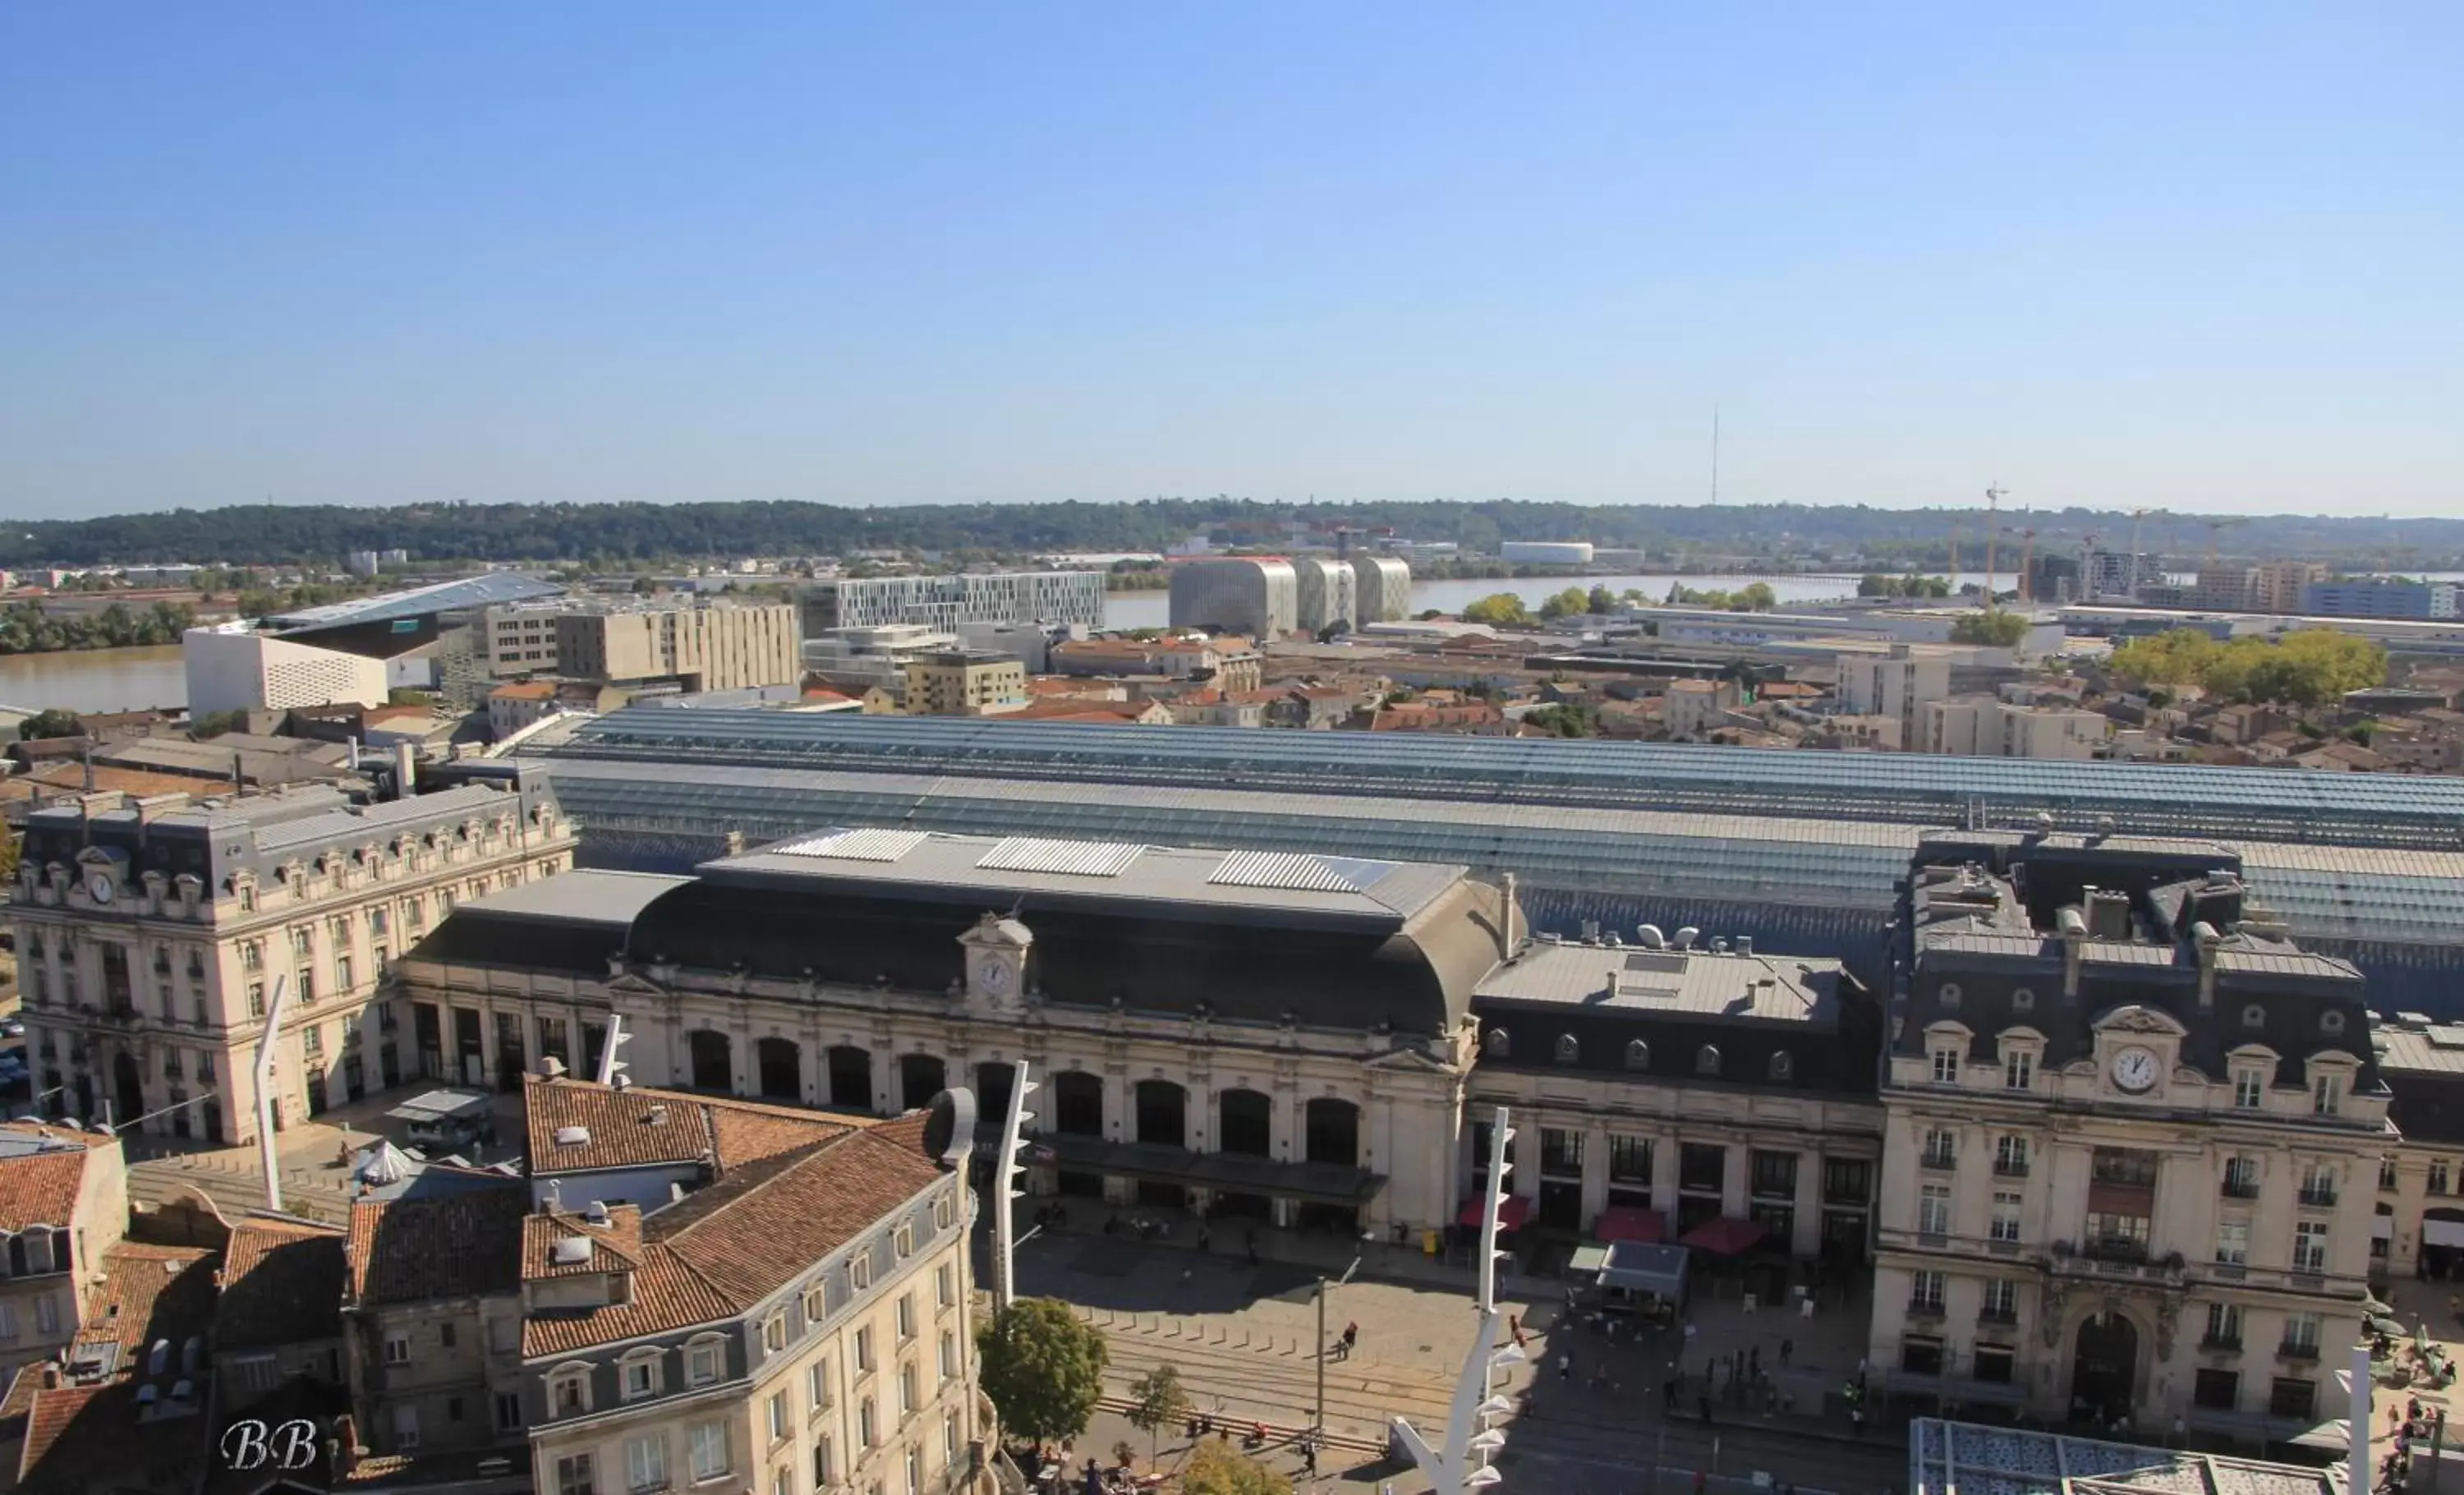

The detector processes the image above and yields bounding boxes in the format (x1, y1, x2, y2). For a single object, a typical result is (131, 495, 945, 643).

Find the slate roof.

(1475, 941, 1841, 1027)
(347, 1183, 531, 1306)
(216, 1217, 347, 1351)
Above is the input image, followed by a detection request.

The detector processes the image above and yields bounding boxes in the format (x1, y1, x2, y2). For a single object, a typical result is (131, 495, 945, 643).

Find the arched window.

(1768, 1051, 1795, 1083)
(1483, 1028, 1511, 1059)
(2243, 1004, 2268, 1029)
(1937, 982, 1963, 1008)
(2011, 987, 2036, 1013)
(2321, 1010, 2347, 1035)
(1553, 1033, 1579, 1063)
(1695, 1045, 1722, 1076)
(1625, 1039, 1651, 1070)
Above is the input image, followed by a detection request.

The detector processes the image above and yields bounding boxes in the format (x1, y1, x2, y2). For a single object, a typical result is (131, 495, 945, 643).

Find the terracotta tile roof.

(1007, 702, 1142, 723)
(523, 1075, 855, 1175)
(217, 1218, 347, 1351)
(490, 682, 558, 701)
(347, 1184, 530, 1306)
(0, 1126, 99, 1233)
(0, 761, 209, 804)
(76, 1243, 219, 1359)
(521, 1207, 644, 1280)
(523, 1116, 942, 1358)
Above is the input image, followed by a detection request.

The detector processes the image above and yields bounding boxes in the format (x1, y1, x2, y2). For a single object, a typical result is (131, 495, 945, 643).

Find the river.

(0, 645, 188, 715)
(1101, 572, 2000, 632)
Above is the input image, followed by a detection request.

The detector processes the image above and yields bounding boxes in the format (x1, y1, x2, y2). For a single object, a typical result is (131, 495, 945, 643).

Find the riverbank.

(0, 644, 187, 715)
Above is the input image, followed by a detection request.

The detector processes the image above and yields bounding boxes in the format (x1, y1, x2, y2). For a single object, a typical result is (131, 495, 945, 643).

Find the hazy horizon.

(5, 5, 2457, 521)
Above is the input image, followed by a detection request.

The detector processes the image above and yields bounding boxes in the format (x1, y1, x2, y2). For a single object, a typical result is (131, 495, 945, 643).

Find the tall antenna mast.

(1709, 404, 1722, 507)
(1983, 482, 2008, 607)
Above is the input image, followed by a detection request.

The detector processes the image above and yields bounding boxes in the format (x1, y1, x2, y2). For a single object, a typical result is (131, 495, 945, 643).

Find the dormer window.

(762, 1314, 787, 1353)
(1937, 982, 1963, 1009)
(2001, 1039, 2039, 1092)
(1930, 1044, 1961, 1084)
(1768, 1051, 1794, 1083)
(2234, 1067, 2266, 1109)
(2242, 1004, 2267, 1029)
(1624, 1039, 1650, 1070)
(2314, 1073, 2344, 1118)
(2011, 987, 2036, 1013)
(1483, 1028, 1510, 1060)
(620, 1348, 663, 1401)
(2320, 1010, 2347, 1036)
(1553, 1033, 1579, 1064)
(550, 1366, 591, 1417)
(686, 1336, 724, 1387)
(1694, 1045, 1721, 1077)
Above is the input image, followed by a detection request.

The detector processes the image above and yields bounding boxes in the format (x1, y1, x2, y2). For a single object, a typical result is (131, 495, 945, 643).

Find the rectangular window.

(2282, 1312, 2322, 1356)
(2293, 1221, 2330, 1274)
(384, 1332, 410, 1365)
(2432, 1161, 2453, 1196)
(1910, 1269, 1945, 1311)
(495, 1392, 522, 1431)
(2204, 1303, 2243, 1348)
(2195, 1368, 2241, 1411)
(1994, 1134, 2029, 1177)
(2002, 1050, 2034, 1090)
(855, 1327, 875, 1373)
(1989, 1192, 2022, 1243)
(1930, 1046, 1960, 1083)
(852, 1255, 872, 1291)
(938, 1331, 955, 1382)
(2299, 1163, 2338, 1208)
(2315, 1074, 2342, 1116)
(1921, 1129, 1956, 1169)
(2272, 1377, 2316, 1420)
(394, 1405, 421, 1451)
(1918, 1184, 1952, 1237)
(858, 1398, 877, 1448)
(896, 1295, 915, 1341)
(2223, 1155, 2260, 1198)
(1539, 1128, 1583, 1174)
(336, 954, 354, 991)
(2216, 1217, 2250, 1267)
(2085, 1212, 2151, 1261)
(775, 1470, 792, 1495)
(292, 926, 315, 958)
(810, 1359, 833, 1411)
(303, 1024, 323, 1058)
(1606, 1133, 1653, 1187)
(899, 1363, 916, 1414)
(689, 1423, 730, 1482)
(248, 982, 266, 1019)
(2235, 1070, 2264, 1108)
(769, 1392, 789, 1442)
(625, 1357, 658, 1399)
(688, 1341, 722, 1386)
(935, 1263, 954, 1309)
(814, 1438, 834, 1489)
(627, 1436, 668, 1494)
(298, 969, 316, 1005)
(34, 1295, 58, 1334)
(764, 1315, 788, 1352)
(1980, 1278, 2018, 1322)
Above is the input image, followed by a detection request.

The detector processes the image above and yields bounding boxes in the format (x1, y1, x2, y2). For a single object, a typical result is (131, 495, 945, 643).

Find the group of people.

(2381, 1398, 2443, 1494)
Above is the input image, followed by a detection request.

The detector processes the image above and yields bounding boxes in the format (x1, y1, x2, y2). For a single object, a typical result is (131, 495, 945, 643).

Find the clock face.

(2110, 1045, 2162, 1093)
(978, 959, 1011, 994)
(86, 874, 113, 905)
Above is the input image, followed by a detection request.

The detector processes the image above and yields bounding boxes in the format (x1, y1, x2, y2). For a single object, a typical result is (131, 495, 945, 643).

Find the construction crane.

(2203, 515, 2249, 576)
(1948, 521, 1962, 579)
(2018, 512, 2038, 604)
(1983, 483, 2008, 607)
(2129, 508, 2156, 597)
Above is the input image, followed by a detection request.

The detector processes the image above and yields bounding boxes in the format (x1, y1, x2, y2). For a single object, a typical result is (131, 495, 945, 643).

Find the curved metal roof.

(542, 710, 2464, 849)
(267, 573, 562, 632)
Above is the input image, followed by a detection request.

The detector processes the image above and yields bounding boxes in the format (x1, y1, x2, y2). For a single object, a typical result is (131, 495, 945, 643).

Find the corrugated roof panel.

(1207, 850, 1384, 892)
(771, 827, 930, 862)
(973, 837, 1147, 877)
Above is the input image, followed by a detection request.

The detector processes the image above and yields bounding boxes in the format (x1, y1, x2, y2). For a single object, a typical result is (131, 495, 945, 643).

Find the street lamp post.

(1313, 1254, 1362, 1447)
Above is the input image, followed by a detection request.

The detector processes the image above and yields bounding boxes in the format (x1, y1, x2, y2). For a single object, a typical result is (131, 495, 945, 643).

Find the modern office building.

(551, 600, 802, 694)
(800, 572, 1106, 632)
(519, 712, 2464, 1011)
(902, 651, 1027, 716)
(2082, 550, 2159, 602)
(1467, 931, 1882, 1254)
(1500, 541, 1594, 566)
(1350, 556, 1414, 623)
(1291, 557, 1358, 634)
(10, 780, 575, 1137)
(397, 831, 1514, 1240)
(184, 628, 391, 716)
(1869, 835, 2383, 1436)
(2249, 563, 2328, 616)
(2300, 579, 2462, 620)
(1921, 700, 2111, 760)
(1168, 559, 1299, 637)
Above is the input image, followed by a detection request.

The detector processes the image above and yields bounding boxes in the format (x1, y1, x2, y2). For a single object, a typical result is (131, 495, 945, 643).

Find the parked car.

(1, 1019, 24, 1038)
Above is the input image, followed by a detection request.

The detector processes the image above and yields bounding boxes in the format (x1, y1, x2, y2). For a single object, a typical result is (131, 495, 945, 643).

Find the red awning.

(1678, 1216, 1769, 1255)
(1458, 1194, 1534, 1230)
(1594, 1206, 1666, 1244)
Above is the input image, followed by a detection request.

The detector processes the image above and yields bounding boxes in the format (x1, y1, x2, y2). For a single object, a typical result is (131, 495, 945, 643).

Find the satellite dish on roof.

(921, 1088, 978, 1171)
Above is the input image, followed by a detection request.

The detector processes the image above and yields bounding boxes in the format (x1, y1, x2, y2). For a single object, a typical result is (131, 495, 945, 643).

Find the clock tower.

(958, 911, 1033, 1011)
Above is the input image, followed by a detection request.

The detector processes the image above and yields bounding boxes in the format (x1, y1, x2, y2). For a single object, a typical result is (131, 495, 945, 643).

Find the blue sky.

(3, 3, 2457, 519)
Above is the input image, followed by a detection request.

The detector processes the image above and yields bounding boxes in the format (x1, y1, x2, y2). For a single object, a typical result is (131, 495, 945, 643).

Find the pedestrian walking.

(1342, 1321, 1358, 1357)
(1510, 1313, 1527, 1349)
(1780, 1336, 1793, 1367)
(1558, 1352, 1572, 1382)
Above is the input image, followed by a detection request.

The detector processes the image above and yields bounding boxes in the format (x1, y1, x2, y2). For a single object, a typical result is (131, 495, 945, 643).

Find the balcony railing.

(1993, 1159, 2030, 1179)
(2278, 1339, 2320, 1362)
(2222, 1177, 2260, 1200)
(2200, 1333, 2243, 1352)
(1977, 1305, 2019, 1327)
(2297, 1186, 2337, 1208)
(1907, 1297, 1947, 1320)
(1921, 1151, 1957, 1171)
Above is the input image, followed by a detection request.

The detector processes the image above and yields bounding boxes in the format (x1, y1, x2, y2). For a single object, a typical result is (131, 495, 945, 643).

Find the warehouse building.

(1169, 559, 1299, 637)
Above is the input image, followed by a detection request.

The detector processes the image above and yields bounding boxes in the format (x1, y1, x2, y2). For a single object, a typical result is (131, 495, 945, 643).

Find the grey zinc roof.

(241, 783, 529, 855)
(1476, 941, 1841, 1026)
(718, 830, 1462, 924)
(454, 869, 692, 927)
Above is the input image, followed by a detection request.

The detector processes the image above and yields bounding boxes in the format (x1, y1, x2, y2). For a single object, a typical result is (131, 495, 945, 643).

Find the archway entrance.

(687, 1030, 732, 1091)
(113, 1052, 145, 1130)
(1302, 1097, 1362, 1234)
(825, 1046, 873, 1112)
(2071, 1310, 2139, 1424)
(899, 1055, 946, 1112)
(755, 1038, 801, 1102)
(1213, 1089, 1273, 1221)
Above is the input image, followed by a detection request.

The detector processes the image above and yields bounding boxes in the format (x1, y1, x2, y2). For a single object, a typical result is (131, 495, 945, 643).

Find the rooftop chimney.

(393, 742, 416, 801)
(2085, 886, 2131, 941)
(2193, 921, 2223, 1010)
(1497, 872, 1518, 960)
(2057, 904, 2086, 999)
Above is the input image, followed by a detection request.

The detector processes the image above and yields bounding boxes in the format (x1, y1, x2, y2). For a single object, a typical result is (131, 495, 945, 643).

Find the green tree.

(1522, 702, 1597, 738)
(1536, 586, 1592, 620)
(1856, 572, 1894, 598)
(1949, 610, 2030, 648)
(976, 1299, 1106, 1449)
(388, 688, 430, 706)
(2108, 628, 2219, 689)
(1179, 1440, 1294, 1495)
(1460, 593, 1531, 626)
(17, 709, 85, 742)
(189, 710, 248, 740)
(1586, 584, 1617, 614)
(1124, 1364, 1192, 1461)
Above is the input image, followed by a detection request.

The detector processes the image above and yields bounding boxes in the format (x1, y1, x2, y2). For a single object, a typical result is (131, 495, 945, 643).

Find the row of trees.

(2107, 628, 2388, 708)
(15, 497, 2463, 570)
(0, 600, 194, 655)
(1948, 610, 2031, 647)
(1856, 572, 1955, 598)
(1459, 581, 1785, 627)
